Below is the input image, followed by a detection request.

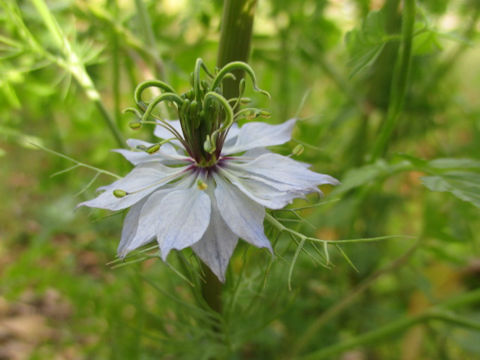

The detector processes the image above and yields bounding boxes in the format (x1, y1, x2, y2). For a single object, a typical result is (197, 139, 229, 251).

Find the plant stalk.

(200, 0, 258, 314)
(217, 0, 257, 99)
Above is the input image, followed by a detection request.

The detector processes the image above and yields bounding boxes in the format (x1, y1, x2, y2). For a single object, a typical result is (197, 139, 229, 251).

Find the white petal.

(220, 168, 302, 209)
(192, 196, 238, 282)
(222, 119, 296, 155)
(223, 122, 240, 147)
(228, 153, 339, 191)
(117, 198, 154, 257)
(154, 120, 184, 143)
(154, 187, 211, 259)
(114, 139, 190, 165)
(117, 177, 194, 257)
(78, 163, 189, 211)
(126, 138, 154, 148)
(214, 174, 271, 251)
(112, 148, 190, 165)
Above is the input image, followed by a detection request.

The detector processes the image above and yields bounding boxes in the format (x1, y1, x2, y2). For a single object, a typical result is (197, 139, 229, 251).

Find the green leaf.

(345, 10, 390, 77)
(428, 158, 480, 170)
(412, 30, 442, 56)
(422, 171, 480, 208)
(332, 160, 411, 195)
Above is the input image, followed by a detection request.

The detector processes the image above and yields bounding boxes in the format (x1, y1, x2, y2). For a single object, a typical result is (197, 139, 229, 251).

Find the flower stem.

(217, 0, 257, 99)
(199, 0, 258, 314)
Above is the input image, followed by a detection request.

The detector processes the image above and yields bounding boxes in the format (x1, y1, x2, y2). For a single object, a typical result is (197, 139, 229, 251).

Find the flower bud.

(113, 189, 128, 198)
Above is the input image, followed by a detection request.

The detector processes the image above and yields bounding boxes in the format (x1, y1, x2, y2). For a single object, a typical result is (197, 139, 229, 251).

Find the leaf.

(412, 30, 442, 56)
(345, 10, 389, 77)
(428, 158, 480, 170)
(332, 160, 411, 195)
(422, 171, 480, 208)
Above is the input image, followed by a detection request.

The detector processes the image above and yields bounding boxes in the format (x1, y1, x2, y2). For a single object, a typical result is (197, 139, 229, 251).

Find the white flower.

(79, 118, 338, 282)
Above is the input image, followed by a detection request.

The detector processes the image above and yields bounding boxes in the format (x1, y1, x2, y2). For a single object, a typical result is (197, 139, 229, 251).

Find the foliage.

(1, 0, 480, 359)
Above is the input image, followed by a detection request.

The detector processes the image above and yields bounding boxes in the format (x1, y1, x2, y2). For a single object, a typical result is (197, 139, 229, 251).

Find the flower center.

(130, 58, 271, 165)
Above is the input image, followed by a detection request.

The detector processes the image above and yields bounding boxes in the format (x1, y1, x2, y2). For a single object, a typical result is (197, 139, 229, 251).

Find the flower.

(78, 59, 338, 281)
(79, 119, 338, 281)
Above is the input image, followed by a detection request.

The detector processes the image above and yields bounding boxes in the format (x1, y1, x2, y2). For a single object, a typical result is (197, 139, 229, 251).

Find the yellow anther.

(129, 121, 142, 130)
(146, 144, 161, 154)
(197, 179, 208, 191)
(292, 144, 304, 156)
(113, 189, 128, 198)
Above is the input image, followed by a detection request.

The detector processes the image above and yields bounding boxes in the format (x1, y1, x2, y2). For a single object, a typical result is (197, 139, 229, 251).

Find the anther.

(292, 144, 304, 156)
(259, 110, 271, 118)
(197, 179, 208, 191)
(113, 189, 128, 198)
(146, 144, 161, 154)
(129, 121, 142, 130)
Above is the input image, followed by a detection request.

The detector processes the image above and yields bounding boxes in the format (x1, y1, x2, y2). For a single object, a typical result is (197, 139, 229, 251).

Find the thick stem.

(217, 0, 257, 99)
(200, 0, 257, 314)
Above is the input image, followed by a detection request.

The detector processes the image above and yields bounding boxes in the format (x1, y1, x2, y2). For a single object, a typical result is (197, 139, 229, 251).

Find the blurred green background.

(1, 0, 480, 359)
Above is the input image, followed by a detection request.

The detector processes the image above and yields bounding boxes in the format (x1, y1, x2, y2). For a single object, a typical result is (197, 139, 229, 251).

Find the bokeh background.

(1, 0, 480, 359)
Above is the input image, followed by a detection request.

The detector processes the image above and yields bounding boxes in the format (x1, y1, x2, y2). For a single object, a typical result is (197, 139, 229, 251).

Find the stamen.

(292, 144, 304, 156)
(129, 121, 142, 130)
(113, 189, 128, 198)
(146, 144, 161, 154)
(111, 168, 190, 197)
(134, 80, 176, 110)
(197, 179, 208, 190)
(210, 61, 270, 98)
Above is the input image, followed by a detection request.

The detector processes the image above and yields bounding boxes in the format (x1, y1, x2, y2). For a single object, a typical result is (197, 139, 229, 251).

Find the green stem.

(200, 0, 258, 314)
(370, 0, 415, 161)
(217, 0, 257, 99)
(29, 0, 125, 147)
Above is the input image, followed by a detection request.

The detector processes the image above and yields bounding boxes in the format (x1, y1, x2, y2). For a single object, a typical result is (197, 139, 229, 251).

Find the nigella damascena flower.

(79, 59, 338, 281)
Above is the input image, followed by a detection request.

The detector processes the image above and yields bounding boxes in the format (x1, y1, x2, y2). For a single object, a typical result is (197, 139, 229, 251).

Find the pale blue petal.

(114, 139, 190, 165)
(112, 147, 190, 165)
(192, 196, 238, 282)
(219, 168, 303, 209)
(213, 174, 272, 251)
(78, 163, 189, 211)
(154, 120, 184, 148)
(228, 153, 339, 191)
(117, 177, 195, 257)
(222, 123, 240, 147)
(126, 138, 154, 148)
(154, 187, 211, 259)
(112, 149, 151, 165)
(222, 119, 296, 155)
(117, 198, 154, 258)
